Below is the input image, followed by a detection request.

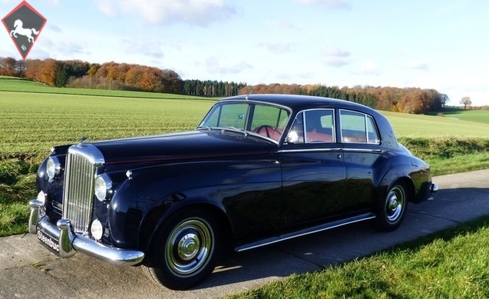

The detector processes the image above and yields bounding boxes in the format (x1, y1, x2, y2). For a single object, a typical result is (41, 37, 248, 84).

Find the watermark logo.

(2, 1, 47, 60)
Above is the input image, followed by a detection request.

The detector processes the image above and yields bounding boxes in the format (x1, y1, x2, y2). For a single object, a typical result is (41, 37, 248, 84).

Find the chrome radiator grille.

(62, 150, 96, 233)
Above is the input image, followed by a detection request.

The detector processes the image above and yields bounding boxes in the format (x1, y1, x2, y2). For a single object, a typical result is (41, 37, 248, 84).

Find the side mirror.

(286, 131, 300, 143)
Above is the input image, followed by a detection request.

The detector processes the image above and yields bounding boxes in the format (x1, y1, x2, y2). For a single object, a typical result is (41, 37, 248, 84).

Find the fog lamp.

(91, 219, 103, 241)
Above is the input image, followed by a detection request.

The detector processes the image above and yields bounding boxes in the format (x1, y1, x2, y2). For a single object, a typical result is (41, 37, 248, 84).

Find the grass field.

(0, 91, 215, 159)
(0, 75, 208, 100)
(382, 111, 489, 138)
(428, 107, 489, 124)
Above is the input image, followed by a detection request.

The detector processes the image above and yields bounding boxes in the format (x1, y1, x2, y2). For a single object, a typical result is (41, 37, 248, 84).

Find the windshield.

(198, 102, 290, 142)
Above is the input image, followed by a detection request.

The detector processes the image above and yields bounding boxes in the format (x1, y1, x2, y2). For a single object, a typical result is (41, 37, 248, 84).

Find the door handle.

(337, 154, 342, 159)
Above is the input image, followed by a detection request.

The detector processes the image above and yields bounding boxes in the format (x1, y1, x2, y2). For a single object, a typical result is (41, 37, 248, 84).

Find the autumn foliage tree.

(0, 57, 24, 76)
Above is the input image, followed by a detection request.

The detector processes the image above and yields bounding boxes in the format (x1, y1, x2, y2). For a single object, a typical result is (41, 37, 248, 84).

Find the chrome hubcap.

(166, 218, 213, 277)
(178, 233, 199, 261)
(386, 186, 404, 222)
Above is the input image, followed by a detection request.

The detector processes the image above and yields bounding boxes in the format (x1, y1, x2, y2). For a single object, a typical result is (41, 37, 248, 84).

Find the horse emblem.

(10, 19, 39, 43)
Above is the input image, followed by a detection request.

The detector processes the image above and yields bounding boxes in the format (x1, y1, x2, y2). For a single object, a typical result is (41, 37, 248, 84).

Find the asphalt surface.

(0, 169, 488, 299)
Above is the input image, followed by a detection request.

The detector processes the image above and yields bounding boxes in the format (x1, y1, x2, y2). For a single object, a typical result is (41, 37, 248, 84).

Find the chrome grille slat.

(62, 146, 101, 234)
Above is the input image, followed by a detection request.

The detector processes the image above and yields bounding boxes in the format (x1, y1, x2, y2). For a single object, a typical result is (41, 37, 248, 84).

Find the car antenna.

(246, 71, 271, 100)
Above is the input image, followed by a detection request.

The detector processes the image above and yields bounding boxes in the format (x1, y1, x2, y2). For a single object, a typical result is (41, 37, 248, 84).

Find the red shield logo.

(2, 1, 47, 60)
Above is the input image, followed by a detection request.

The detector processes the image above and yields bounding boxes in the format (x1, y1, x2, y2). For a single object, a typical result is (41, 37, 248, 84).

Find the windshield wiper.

(220, 127, 248, 137)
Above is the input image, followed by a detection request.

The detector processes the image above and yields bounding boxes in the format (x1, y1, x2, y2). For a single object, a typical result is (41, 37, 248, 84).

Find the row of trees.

(0, 56, 453, 114)
(0, 57, 243, 96)
(240, 84, 447, 113)
(183, 80, 246, 97)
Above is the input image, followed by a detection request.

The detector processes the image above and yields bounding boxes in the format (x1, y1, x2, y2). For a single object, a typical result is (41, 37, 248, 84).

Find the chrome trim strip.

(279, 148, 382, 154)
(236, 213, 376, 252)
(278, 148, 343, 153)
(341, 148, 383, 153)
(29, 200, 145, 266)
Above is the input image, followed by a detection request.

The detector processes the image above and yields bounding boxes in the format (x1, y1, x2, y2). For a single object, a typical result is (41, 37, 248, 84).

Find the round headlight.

(46, 157, 61, 179)
(94, 173, 113, 202)
(91, 219, 103, 241)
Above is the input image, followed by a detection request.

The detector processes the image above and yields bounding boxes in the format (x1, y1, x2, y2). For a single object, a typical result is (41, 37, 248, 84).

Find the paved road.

(1, 170, 488, 299)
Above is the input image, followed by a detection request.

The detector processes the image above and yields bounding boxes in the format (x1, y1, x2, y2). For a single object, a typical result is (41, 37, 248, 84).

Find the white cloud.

(95, 2, 117, 17)
(297, 72, 315, 79)
(34, 36, 91, 59)
(324, 57, 350, 67)
(408, 60, 429, 71)
(47, 23, 62, 33)
(322, 46, 351, 67)
(95, 0, 236, 26)
(46, 0, 60, 6)
(361, 61, 381, 75)
(322, 46, 350, 57)
(122, 39, 165, 59)
(292, 0, 351, 9)
(262, 42, 292, 54)
(205, 56, 252, 74)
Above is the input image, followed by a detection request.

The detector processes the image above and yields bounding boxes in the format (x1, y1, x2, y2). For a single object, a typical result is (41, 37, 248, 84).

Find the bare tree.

(460, 96, 472, 109)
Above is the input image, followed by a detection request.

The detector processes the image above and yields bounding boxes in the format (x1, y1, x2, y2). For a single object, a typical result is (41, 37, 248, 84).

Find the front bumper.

(28, 199, 145, 266)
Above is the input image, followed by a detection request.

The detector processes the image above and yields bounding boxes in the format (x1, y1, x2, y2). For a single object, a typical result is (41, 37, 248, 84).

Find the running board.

(236, 213, 376, 252)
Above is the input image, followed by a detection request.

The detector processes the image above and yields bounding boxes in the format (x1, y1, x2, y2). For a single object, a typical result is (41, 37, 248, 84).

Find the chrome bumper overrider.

(28, 199, 145, 266)
(428, 183, 438, 201)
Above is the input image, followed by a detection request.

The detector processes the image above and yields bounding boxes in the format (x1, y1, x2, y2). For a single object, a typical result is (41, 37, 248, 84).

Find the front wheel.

(376, 182, 408, 232)
(143, 209, 221, 290)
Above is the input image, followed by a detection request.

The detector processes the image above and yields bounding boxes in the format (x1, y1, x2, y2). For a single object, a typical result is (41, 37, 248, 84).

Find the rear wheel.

(376, 182, 408, 232)
(143, 209, 221, 290)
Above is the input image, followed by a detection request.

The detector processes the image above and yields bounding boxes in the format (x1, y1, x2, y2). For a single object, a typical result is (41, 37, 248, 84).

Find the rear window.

(339, 110, 380, 144)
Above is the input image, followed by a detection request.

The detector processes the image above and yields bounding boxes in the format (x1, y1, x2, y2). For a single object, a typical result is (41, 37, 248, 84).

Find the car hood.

(91, 129, 275, 166)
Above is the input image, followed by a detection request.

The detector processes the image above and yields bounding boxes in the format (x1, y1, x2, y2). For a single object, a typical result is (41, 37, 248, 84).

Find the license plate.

(37, 226, 60, 254)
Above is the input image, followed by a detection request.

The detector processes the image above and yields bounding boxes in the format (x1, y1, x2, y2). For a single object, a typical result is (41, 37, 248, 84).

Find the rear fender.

(377, 166, 415, 203)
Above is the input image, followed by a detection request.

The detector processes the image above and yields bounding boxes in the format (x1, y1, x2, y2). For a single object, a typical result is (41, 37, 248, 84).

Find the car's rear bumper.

(28, 199, 145, 266)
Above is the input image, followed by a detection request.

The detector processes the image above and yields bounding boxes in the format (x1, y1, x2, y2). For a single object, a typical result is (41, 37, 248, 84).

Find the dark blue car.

(29, 94, 437, 289)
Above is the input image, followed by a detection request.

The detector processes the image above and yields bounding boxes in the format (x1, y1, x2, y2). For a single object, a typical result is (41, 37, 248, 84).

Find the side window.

(365, 116, 380, 144)
(340, 110, 380, 144)
(251, 105, 288, 131)
(303, 109, 335, 143)
(251, 105, 289, 141)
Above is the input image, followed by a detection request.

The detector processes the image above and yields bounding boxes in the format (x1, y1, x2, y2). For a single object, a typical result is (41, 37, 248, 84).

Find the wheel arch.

(139, 198, 233, 254)
(376, 167, 416, 204)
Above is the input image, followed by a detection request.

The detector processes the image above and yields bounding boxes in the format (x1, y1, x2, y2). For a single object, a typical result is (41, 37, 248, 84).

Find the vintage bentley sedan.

(29, 94, 437, 289)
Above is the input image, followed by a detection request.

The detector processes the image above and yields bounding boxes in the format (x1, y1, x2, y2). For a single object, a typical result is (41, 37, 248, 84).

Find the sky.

(1, 0, 488, 106)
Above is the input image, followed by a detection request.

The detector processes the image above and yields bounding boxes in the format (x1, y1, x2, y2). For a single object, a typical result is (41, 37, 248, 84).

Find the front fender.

(107, 158, 281, 250)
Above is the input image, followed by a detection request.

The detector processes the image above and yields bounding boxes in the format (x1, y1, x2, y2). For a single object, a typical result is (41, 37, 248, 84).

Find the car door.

(338, 109, 383, 214)
(279, 109, 348, 230)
